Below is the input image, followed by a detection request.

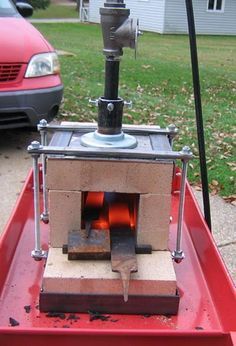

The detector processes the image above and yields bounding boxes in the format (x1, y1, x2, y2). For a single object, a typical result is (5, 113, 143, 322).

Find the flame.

(82, 192, 138, 230)
(128, 194, 137, 230)
(93, 208, 109, 230)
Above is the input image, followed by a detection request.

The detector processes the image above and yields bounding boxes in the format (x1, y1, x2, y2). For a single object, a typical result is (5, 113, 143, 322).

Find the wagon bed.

(0, 170, 235, 346)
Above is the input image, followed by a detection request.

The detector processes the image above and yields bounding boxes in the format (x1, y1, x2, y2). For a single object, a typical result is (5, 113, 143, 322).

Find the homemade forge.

(1, 1, 235, 344)
(28, 0, 192, 315)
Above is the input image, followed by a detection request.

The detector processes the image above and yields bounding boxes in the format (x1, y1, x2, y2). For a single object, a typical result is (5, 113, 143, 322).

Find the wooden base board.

(40, 292, 180, 315)
(41, 248, 178, 314)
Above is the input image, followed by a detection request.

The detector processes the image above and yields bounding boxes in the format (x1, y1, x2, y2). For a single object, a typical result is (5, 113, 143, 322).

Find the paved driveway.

(0, 128, 40, 231)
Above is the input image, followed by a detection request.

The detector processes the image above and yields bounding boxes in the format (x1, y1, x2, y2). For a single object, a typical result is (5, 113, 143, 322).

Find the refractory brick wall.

(47, 158, 173, 250)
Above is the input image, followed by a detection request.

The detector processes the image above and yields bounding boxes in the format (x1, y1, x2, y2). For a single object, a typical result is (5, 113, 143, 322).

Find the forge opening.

(81, 191, 139, 233)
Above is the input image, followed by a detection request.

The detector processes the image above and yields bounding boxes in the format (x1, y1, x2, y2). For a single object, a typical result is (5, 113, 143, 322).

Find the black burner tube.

(104, 58, 120, 100)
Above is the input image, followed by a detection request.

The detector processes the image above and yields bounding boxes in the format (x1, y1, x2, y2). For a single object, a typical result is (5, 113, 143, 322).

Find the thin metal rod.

(32, 154, 41, 253)
(30, 141, 47, 261)
(177, 160, 188, 251)
(185, 0, 211, 231)
(40, 129, 49, 222)
(172, 158, 188, 263)
(37, 123, 178, 137)
(28, 145, 192, 161)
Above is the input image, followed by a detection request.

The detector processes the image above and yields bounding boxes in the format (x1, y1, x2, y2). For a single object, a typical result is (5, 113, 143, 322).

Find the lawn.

(32, 4, 78, 19)
(34, 23, 236, 197)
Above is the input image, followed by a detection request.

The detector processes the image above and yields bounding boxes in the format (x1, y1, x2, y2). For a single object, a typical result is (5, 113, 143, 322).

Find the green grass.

(32, 4, 78, 19)
(34, 23, 236, 196)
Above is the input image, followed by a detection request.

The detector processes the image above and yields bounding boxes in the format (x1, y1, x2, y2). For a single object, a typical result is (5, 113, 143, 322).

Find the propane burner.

(81, 0, 140, 149)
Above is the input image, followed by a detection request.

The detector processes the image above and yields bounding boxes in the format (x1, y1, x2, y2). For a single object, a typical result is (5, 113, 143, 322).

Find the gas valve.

(100, 0, 140, 58)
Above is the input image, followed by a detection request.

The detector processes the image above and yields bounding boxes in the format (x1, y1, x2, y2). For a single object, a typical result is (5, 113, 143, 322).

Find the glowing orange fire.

(109, 202, 131, 228)
(83, 192, 137, 230)
(85, 191, 104, 208)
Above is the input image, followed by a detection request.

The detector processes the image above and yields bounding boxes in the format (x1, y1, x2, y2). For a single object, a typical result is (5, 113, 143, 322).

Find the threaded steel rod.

(32, 154, 41, 253)
(40, 127, 49, 222)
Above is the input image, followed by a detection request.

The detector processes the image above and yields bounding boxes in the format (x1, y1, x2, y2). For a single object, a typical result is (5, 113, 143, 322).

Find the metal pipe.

(172, 146, 191, 263)
(185, 0, 212, 231)
(29, 141, 47, 261)
(97, 97, 124, 135)
(104, 59, 120, 99)
(39, 120, 49, 223)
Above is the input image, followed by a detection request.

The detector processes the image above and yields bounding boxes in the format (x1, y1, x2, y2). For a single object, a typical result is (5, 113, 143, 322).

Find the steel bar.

(28, 145, 192, 161)
(32, 153, 40, 252)
(185, 0, 211, 231)
(39, 120, 49, 223)
(30, 141, 47, 261)
(37, 123, 178, 137)
(66, 229, 111, 260)
(110, 227, 137, 302)
(172, 147, 190, 263)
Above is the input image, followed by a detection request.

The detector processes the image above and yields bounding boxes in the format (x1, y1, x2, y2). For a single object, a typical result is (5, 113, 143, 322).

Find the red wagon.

(0, 169, 235, 346)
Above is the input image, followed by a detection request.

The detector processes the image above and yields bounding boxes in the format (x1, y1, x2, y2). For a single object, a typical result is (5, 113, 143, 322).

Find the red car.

(0, 0, 63, 129)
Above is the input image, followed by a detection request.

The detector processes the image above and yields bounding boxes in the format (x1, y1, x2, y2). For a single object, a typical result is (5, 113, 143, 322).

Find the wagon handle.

(185, 0, 212, 231)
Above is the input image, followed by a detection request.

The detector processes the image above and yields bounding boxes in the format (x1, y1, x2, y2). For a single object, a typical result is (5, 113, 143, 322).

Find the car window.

(0, 0, 18, 17)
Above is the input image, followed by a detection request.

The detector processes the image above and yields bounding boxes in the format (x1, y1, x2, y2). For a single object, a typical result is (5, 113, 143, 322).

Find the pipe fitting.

(100, 6, 130, 57)
(97, 97, 124, 134)
(100, 1, 139, 58)
(114, 17, 138, 50)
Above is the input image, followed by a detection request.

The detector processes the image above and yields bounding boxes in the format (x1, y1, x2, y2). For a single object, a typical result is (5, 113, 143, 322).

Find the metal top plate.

(50, 131, 172, 156)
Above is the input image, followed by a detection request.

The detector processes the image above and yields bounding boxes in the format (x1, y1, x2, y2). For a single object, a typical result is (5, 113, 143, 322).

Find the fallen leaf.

(194, 186, 202, 191)
(142, 65, 151, 69)
(210, 189, 218, 196)
(223, 195, 236, 204)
